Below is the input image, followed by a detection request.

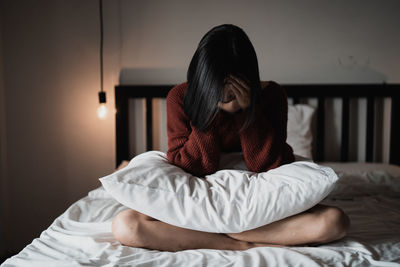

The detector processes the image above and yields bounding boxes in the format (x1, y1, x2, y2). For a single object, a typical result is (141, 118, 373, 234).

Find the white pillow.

(287, 104, 315, 160)
(100, 151, 337, 233)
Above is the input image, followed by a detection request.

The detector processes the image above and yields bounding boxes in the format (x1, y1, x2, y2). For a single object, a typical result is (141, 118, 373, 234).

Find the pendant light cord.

(99, 0, 104, 93)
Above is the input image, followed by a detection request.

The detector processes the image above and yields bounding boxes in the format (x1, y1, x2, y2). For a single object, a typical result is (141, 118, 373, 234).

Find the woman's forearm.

(167, 125, 221, 176)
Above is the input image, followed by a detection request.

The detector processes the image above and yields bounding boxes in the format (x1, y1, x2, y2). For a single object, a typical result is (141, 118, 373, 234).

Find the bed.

(2, 83, 400, 267)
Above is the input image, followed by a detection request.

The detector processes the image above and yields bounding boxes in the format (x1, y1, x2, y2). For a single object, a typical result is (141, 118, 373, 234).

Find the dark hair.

(184, 24, 261, 132)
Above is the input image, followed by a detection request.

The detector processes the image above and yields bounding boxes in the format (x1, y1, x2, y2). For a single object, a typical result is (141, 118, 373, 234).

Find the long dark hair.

(184, 24, 261, 131)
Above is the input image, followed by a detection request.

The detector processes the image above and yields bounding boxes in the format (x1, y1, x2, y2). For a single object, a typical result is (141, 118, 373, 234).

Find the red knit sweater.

(166, 81, 295, 177)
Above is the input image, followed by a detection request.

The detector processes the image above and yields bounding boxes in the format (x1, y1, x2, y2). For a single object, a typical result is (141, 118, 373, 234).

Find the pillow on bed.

(287, 104, 315, 160)
(100, 151, 338, 233)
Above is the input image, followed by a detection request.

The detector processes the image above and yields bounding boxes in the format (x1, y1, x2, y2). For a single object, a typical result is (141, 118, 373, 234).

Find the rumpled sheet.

(2, 162, 400, 267)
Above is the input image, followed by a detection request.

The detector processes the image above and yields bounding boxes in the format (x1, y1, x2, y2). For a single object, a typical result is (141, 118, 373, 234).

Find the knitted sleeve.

(237, 81, 295, 172)
(166, 83, 221, 177)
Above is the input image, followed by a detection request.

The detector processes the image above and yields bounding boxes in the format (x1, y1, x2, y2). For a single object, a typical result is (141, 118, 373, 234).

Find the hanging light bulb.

(97, 91, 107, 119)
(97, 104, 107, 119)
(97, 0, 107, 120)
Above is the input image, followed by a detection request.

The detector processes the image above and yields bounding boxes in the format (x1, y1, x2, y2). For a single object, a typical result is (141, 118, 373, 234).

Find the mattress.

(2, 162, 400, 267)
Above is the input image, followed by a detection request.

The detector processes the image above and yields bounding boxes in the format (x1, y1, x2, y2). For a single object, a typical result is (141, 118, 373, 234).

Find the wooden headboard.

(115, 84, 399, 167)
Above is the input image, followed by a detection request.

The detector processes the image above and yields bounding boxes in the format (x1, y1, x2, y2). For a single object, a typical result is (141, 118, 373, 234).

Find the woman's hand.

(218, 75, 251, 113)
(218, 98, 241, 113)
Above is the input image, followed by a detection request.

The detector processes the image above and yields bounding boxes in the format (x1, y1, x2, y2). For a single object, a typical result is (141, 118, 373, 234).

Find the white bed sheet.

(2, 162, 400, 267)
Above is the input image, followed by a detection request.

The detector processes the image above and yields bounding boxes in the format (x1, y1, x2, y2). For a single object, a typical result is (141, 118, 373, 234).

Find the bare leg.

(227, 204, 350, 246)
(112, 204, 349, 252)
(112, 209, 255, 251)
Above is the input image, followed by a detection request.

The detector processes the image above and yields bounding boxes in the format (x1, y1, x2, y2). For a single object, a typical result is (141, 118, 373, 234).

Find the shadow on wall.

(119, 68, 185, 85)
(282, 56, 387, 84)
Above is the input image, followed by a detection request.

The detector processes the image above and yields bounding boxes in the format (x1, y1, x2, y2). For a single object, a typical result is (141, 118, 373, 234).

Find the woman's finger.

(228, 83, 250, 109)
(229, 75, 250, 94)
(228, 79, 250, 102)
(229, 83, 244, 99)
(218, 100, 240, 113)
(229, 78, 251, 102)
(221, 84, 236, 103)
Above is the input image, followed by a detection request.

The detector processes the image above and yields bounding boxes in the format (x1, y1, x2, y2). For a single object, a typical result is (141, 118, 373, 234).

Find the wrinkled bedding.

(2, 162, 400, 267)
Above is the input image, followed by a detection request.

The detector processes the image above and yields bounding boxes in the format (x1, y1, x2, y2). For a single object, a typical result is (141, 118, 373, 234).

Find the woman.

(112, 24, 350, 251)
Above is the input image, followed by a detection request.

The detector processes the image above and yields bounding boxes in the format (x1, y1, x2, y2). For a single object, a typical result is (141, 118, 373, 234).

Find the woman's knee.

(315, 206, 350, 243)
(112, 209, 146, 247)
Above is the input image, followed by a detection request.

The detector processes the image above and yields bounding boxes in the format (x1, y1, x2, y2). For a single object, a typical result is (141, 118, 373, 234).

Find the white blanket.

(2, 162, 400, 267)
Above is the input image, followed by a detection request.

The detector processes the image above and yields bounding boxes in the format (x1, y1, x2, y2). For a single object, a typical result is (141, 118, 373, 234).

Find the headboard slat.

(316, 97, 325, 162)
(341, 97, 350, 162)
(366, 97, 375, 162)
(390, 96, 400, 165)
(115, 88, 129, 167)
(146, 97, 153, 151)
